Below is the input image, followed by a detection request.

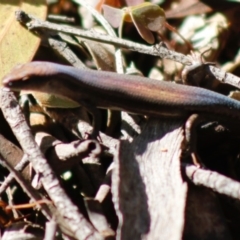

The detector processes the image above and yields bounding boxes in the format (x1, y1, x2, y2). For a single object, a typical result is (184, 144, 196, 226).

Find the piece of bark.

(112, 118, 187, 240)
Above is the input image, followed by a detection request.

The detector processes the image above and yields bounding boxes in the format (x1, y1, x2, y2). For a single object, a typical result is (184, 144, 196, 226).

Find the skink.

(2, 61, 240, 122)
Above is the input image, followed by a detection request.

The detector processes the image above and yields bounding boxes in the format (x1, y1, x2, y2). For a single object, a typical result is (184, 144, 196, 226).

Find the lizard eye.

(6, 81, 13, 87)
(22, 76, 29, 81)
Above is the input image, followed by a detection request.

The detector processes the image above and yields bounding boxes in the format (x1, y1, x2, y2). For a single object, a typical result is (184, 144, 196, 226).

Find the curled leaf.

(103, 2, 165, 44)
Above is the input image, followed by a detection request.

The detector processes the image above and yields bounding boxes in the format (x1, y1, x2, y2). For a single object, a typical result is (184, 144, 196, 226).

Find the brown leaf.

(0, 0, 47, 84)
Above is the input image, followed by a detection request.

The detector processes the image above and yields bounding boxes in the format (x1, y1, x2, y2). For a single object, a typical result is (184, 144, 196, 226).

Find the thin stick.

(0, 90, 102, 239)
(183, 164, 240, 200)
(0, 155, 29, 196)
(15, 10, 240, 89)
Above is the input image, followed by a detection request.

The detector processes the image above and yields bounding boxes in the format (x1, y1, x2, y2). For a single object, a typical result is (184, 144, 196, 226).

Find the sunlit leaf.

(130, 10, 155, 44)
(0, 0, 47, 85)
(130, 3, 165, 31)
(31, 92, 80, 108)
(125, 3, 165, 43)
(103, 2, 165, 44)
(102, 4, 123, 28)
(125, 0, 144, 6)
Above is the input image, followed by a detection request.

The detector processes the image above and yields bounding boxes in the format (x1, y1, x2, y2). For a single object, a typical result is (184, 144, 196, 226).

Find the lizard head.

(2, 61, 63, 92)
(2, 62, 82, 108)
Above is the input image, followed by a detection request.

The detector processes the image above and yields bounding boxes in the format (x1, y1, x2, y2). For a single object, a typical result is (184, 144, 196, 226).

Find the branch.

(0, 90, 103, 239)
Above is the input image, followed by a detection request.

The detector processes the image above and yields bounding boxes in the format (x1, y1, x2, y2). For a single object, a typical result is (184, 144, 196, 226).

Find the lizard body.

(2, 61, 240, 121)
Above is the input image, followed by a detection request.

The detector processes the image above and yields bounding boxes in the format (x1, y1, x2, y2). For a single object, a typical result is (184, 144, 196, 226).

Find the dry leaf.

(0, 0, 47, 85)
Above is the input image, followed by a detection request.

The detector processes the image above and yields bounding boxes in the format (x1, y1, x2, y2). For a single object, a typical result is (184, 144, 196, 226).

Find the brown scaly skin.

(2, 61, 240, 121)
